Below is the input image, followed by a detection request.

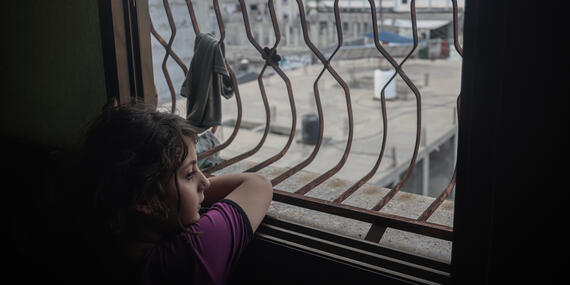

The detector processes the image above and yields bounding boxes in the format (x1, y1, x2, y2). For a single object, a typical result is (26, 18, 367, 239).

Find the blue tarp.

(364, 30, 417, 44)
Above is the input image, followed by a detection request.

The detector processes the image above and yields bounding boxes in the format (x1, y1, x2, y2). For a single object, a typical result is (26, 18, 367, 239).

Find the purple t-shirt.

(139, 199, 253, 284)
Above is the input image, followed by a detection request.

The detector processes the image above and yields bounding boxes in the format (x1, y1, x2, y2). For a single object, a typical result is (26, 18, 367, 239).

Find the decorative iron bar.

(149, 0, 463, 242)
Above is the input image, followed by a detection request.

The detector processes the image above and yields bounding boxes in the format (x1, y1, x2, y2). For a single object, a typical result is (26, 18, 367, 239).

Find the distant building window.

(250, 4, 258, 11)
(319, 21, 327, 31)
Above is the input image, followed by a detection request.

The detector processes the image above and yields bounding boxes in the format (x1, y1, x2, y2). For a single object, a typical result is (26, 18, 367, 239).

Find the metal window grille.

(149, 0, 463, 243)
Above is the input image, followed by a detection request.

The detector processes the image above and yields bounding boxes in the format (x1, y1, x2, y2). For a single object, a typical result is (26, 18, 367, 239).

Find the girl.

(81, 104, 273, 284)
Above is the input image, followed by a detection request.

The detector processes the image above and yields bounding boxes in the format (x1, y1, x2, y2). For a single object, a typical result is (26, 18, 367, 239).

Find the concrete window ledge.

(212, 162, 453, 263)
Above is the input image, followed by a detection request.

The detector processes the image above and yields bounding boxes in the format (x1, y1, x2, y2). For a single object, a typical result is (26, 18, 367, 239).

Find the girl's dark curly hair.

(81, 104, 198, 242)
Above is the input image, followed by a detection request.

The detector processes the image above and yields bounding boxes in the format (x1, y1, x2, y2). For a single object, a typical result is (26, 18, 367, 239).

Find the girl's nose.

(197, 170, 210, 191)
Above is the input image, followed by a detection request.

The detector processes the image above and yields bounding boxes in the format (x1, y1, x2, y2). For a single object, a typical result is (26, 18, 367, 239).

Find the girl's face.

(165, 136, 210, 226)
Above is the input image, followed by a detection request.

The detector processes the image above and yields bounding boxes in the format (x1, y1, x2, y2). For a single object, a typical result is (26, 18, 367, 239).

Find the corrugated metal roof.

(363, 30, 417, 44)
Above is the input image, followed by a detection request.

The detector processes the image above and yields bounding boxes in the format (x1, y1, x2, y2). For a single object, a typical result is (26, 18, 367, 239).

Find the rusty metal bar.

(152, 0, 244, 161)
(366, 0, 422, 212)
(237, 0, 262, 53)
(270, 0, 343, 186)
(417, 0, 463, 222)
(334, 0, 419, 204)
(204, 0, 299, 175)
(273, 189, 453, 241)
(418, 99, 459, 222)
(451, 0, 463, 57)
(211, 0, 225, 43)
(185, 0, 200, 35)
(204, 64, 271, 175)
(149, 0, 183, 113)
(183, 0, 244, 162)
(360, 0, 420, 243)
(418, 171, 456, 222)
(293, 0, 354, 196)
(243, 65, 297, 173)
(243, 0, 298, 174)
(149, 22, 188, 75)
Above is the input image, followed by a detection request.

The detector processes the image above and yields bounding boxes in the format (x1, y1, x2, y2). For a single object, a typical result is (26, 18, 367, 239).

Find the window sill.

(214, 161, 453, 263)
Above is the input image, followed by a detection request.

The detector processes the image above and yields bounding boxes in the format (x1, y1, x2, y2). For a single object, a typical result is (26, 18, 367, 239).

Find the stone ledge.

(210, 160, 453, 263)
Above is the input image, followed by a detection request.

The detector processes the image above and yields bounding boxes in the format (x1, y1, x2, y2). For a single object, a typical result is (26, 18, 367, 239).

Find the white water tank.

(374, 69, 397, 100)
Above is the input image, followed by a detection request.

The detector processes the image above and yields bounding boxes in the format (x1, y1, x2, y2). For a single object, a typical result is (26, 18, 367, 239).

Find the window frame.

(98, 0, 156, 106)
(96, 1, 509, 283)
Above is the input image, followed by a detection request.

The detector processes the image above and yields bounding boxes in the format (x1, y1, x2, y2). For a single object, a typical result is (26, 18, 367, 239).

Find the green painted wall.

(2, 0, 107, 150)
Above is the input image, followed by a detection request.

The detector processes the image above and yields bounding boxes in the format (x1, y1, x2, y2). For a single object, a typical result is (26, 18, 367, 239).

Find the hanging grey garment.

(196, 130, 224, 170)
(180, 33, 234, 133)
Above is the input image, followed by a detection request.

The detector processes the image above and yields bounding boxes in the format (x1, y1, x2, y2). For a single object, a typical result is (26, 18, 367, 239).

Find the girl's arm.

(205, 173, 273, 231)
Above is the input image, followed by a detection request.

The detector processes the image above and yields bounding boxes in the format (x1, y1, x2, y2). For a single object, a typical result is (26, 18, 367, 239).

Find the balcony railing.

(148, 0, 462, 244)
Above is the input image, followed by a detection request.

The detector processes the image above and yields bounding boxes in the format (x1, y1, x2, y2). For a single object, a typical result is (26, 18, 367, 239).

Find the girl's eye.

(185, 172, 195, 180)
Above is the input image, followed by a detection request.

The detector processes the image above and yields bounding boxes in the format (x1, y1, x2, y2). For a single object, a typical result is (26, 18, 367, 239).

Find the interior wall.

(2, 0, 107, 150)
(2, 1, 108, 282)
